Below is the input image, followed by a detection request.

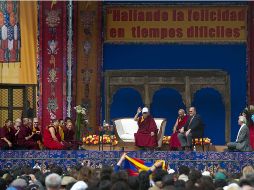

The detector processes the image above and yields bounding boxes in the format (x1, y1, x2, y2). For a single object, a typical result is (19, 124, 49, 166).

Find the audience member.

(0, 178, 7, 190)
(178, 166, 190, 182)
(45, 173, 61, 190)
(150, 169, 168, 190)
(242, 166, 254, 179)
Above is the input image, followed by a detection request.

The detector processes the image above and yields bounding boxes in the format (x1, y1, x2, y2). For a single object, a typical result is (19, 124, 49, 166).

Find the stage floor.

(0, 150, 253, 174)
(84, 143, 226, 152)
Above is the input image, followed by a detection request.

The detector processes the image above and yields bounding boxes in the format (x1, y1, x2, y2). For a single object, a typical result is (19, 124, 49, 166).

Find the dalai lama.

(134, 107, 158, 148)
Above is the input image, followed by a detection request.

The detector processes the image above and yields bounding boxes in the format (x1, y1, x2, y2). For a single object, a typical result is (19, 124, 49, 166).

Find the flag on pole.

(123, 155, 167, 176)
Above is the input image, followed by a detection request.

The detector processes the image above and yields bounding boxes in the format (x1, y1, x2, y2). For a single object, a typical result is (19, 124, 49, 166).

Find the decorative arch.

(109, 86, 144, 105)
(191, 85, 226, 106)
(110, 87, 143, 119)
(192, 87, 226, 144)
(104, 69, 231, 142)
(149, 85, 185, 105)
(151, 88, 186, 136)
(190, 80, 231, 142)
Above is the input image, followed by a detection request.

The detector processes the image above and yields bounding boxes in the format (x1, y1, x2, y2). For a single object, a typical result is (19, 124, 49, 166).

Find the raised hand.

(137, 107, 142, 114)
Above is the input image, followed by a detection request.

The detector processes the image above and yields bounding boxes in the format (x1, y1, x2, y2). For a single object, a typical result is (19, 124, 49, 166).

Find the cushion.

(120, 133, 134, 140)
(155, 119, 164, 130)
(121, 119, 138, 134)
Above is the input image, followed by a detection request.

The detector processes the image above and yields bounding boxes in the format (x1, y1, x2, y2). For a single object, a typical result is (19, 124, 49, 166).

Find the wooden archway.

(104, 69, 231, 142)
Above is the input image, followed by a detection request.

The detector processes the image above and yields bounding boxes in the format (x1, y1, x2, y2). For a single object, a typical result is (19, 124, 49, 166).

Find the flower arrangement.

(162, 136, 211, 145)
(194, 138, 211, 145)
(83, 135, 118, 146)
(74, 105, 88, 141)
(162, 136, 171, 144)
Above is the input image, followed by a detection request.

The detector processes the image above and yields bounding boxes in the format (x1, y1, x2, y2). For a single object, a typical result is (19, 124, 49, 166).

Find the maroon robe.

(0, 126, 12, 149)
(169, 115, 188, 150)
(134, 115, 158, 148)
(63, 128, 81, 149)
(63, 128, 74, 142)
(9, 126, 18, 147)
(43, 126, 65, 150)
(32, 125, 42, 142)
(17, 125, 39, 149)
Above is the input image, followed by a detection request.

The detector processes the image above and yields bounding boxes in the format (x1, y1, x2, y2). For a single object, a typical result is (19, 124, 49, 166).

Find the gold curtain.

(0, 1, 37, 84)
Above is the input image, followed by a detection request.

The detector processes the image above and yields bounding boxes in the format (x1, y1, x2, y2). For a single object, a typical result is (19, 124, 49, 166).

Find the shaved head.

(178, 109, 185, 118)
(179, 109, 185, 114)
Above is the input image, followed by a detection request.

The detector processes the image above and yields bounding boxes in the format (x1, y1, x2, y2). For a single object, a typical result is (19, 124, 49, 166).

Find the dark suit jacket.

(183, 114, 204, 137)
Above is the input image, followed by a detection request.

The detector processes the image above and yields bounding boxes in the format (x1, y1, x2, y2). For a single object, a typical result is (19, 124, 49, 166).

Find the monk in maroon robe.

(32, 118, 43, 149)
(63, 121, 76, 149)
(134, 107, 158, 148)
(0, 119, 13, 149)
(43, 119, 66, 150)
(9, 118, 22, 148)
(64, 122, 75, 142)
(17, 118, 39, 149)
(169, 109, 188, 150)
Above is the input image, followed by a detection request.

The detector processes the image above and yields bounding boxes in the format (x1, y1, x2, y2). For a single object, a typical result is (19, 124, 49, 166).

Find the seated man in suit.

(227, 116, 252, 152)
(134, 107, 158, 148)
(178, 107, 204, 150)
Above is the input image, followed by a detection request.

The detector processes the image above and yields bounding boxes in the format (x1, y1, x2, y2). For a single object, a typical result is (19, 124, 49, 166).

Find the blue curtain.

(151, 88, 186, 136)
(192, 88, 225, 145)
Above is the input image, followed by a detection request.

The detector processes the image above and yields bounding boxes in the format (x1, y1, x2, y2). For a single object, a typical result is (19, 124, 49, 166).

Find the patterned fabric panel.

(0, 150, 253, 174)
(0, 1, 20, 62)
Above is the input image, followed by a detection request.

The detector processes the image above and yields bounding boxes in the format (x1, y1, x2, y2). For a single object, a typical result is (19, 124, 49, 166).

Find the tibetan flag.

(123, 155, 167, 176)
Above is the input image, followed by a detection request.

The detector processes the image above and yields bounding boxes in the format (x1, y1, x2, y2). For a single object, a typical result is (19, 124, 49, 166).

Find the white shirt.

(236, 124, 245, 142)
(178, 174, 189, 182)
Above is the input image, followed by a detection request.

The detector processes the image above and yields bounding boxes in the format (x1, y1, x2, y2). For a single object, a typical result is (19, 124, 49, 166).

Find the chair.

(112, 118, 138, 143)
(112, 118, 167, 148)
(192, 127, 205, 151)
(157, 120, 167, 148)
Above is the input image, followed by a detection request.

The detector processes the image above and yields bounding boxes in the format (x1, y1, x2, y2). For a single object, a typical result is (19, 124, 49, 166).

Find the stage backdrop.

(103, 3, 247, 145)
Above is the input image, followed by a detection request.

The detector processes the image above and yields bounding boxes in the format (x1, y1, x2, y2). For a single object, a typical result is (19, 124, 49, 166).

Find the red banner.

(39, 1, 67, 128)
(248, 2, 254, 105)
